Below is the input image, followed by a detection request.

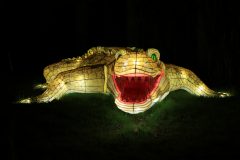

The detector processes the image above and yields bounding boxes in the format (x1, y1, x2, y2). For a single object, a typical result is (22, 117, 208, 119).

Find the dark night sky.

(3, 1, 240, 159)
(5, 0, 240, 89)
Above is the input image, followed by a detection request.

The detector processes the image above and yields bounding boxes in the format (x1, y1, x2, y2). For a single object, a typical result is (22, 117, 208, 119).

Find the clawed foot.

(34, 83, 47, 90)
(17, 98, 32, 104)
(217, 92, 231, 98)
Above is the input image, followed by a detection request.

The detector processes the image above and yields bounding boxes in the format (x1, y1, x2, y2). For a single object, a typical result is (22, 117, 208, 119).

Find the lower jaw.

(115, 98, 153, 114)
(118, 97, 149, 104)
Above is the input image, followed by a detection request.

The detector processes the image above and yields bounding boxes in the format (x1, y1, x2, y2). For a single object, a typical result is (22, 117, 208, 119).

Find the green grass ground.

(8, 74, 240, 159)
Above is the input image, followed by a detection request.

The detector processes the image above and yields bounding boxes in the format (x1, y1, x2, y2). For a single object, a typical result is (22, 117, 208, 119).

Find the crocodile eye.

(151, 53, 157, 61)
(147, 48, 160, 61)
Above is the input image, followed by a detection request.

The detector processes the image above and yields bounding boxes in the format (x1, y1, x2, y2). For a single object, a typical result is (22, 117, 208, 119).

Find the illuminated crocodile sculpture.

(19, 47, 230, 114)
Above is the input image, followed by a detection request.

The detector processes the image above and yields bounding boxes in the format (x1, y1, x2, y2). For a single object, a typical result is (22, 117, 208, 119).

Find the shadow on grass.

(10, 86, 240, 159)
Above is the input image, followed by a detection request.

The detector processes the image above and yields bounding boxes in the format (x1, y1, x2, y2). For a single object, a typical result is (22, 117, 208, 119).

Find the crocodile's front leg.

(19, 66, 105, 103)
(166, 64, 230, 97)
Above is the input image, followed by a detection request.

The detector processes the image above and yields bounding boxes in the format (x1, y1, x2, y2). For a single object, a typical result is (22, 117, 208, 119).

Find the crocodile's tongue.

(113, 74, 162, 103)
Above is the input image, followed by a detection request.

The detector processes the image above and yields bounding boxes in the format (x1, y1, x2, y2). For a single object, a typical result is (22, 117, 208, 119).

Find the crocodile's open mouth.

(112, 73, 163, 104)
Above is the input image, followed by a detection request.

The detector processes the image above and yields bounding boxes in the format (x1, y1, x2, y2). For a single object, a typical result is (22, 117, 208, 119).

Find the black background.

(6, 0, 240, 89)
(4, 0, 240, 159)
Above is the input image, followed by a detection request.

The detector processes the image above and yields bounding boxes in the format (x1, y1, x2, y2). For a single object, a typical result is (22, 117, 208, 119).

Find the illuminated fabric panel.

(18, 47, 230, 114)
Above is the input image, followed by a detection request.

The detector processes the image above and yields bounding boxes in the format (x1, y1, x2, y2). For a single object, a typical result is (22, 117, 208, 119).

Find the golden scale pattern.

(19, 47, 230, 114)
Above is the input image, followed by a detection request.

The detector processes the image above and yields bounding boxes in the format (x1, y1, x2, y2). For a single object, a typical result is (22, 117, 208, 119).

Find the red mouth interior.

(112, 74, 162, 104)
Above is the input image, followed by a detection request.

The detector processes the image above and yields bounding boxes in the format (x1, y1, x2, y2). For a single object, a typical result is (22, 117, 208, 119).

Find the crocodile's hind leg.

(19, 74, 68, 103)
(18, 66, 105, 103)
(165, 64, 230, 97)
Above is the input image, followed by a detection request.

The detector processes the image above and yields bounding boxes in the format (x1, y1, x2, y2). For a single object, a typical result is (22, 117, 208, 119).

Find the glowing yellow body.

(19, 47, 229, 114)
